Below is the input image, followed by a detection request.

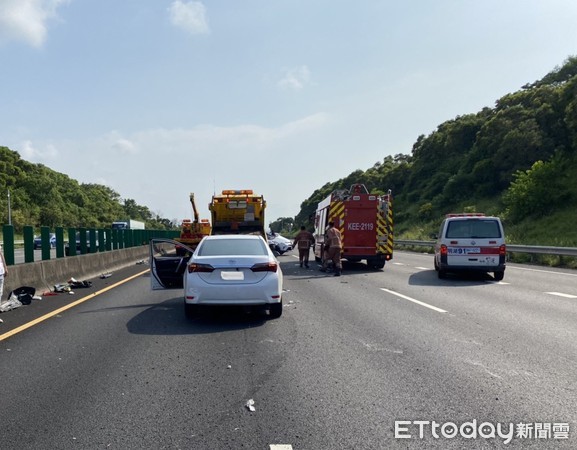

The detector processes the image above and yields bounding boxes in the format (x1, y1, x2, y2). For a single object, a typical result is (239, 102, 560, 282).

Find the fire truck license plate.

(347, 222, 374, 231)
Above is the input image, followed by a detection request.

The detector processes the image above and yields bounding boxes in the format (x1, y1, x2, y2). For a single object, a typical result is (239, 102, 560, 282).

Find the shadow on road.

(278, 257, 384, 279)
(408, 269, 496, 286)
(124, 297, 269, 336)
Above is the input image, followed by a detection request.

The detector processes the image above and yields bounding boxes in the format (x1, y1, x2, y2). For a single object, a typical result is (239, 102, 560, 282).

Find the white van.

(433, 214, 506, 280)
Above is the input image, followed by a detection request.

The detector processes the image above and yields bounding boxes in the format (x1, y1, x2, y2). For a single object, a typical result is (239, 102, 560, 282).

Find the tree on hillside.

(292, 55, 577, 240)
(122, 198, 152, 222)
(503, 156, 570, 220)
(526, 56, 577, 88)
(269, 217, 295, 234)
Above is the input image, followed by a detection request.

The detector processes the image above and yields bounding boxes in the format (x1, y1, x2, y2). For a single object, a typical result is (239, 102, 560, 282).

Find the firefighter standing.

(292, 226, 315, 268)
(320, 221, 342, 276)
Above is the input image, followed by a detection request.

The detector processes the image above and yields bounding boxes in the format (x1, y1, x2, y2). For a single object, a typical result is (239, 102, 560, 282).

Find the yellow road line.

(0, 269, 149, 342)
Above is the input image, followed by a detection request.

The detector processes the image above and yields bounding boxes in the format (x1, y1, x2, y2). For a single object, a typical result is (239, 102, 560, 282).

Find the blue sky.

(1, 0, 576, 225)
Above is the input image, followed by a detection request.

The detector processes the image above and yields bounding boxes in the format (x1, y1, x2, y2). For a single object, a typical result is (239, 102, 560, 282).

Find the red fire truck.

(313, 184, 393, 269)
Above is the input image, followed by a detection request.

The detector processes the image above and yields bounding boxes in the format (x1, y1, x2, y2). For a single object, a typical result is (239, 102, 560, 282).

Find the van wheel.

(494, 271, 504, 281)
(434, 258, 439, 271)
(269, 301, 282, 319)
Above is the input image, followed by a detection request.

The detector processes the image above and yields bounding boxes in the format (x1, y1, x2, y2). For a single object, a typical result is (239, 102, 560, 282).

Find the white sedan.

(267, 233, 293, 255)
(150, 235, 283, 319)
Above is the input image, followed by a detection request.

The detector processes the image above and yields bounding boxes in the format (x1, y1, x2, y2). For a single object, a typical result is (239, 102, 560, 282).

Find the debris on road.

(54, 283, 72, 293)
(68, 278, 93, 288)
(8, 286, 36, 305)
(0, 297, 23, 312)
(245, 399, 256, 412)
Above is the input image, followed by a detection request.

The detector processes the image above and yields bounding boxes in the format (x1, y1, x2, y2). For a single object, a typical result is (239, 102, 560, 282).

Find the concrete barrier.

(4, 246, 150, 298)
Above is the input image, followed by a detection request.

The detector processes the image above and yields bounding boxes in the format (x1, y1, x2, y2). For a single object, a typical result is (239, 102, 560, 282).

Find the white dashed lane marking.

(270, 445, 293, 450)
(545, 292, 577, 299)
(415, 266, 429, 270)
(380, 288, 447, 313)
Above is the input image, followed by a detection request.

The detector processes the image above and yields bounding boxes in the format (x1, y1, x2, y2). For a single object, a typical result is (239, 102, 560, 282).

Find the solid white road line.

(380, 288, 448, 313)
(508, 265, 577, 277)
(545, 292, 577, 299)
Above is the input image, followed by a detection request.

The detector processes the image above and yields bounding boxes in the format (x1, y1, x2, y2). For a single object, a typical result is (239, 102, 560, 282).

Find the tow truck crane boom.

(190, 193, 199, 224)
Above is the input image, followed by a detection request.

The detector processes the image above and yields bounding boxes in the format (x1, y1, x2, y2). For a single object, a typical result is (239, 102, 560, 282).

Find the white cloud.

(12, 113, 330, 221)
(168, 0, 209, 35)
(112, 138, 138, 155)
(0, 0, 68, 47)
(19, 140, 59, 160)
(278, 65, 311, 91)
(126, 113, 329, 154)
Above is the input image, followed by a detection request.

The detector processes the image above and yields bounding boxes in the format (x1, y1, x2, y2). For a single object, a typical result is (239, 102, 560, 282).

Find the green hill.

(294, 56, 577, 250)
(0, 147, 175, 231)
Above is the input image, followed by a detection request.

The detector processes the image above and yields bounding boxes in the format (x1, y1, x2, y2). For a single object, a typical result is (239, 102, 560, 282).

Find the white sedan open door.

(149, 238, 196, 290)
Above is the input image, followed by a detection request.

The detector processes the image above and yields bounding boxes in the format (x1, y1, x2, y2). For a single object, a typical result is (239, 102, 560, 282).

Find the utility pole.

(7, 189, 11, 225)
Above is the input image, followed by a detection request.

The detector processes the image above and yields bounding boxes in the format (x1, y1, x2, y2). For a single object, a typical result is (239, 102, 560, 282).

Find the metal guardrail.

(395, 240, 577, 257)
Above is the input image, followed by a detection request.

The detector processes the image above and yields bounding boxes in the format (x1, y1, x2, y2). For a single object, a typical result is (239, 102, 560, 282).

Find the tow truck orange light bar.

(221, 190, 254, 195)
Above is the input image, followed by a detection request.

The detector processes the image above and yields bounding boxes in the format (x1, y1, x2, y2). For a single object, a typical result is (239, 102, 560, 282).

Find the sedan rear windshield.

(446, 219, 502, 239)
(198, 239, 268, 256)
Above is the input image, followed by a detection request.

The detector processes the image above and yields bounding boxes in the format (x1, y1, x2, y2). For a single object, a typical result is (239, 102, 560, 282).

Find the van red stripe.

(477, 247, 501, 254)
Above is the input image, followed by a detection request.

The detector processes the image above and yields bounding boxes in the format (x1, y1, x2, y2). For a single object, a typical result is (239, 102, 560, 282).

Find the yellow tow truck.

(209, 189, 266, 238)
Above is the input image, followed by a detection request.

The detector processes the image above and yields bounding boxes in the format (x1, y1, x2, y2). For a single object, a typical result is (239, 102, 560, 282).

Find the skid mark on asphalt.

(466, 360, 503, 379)
(360, 340, 403, 354)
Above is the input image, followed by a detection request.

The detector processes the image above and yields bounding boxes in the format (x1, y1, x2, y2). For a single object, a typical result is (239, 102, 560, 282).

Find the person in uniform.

(320, 221, 342, 276)
(292, 226, 315, 268)
(0, 247, 7, 303)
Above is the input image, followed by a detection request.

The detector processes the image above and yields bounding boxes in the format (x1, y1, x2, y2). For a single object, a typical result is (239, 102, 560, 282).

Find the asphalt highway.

(0, 251, 576, 449)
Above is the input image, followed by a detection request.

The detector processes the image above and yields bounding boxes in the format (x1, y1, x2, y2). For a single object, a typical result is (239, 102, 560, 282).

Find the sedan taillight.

(188, 263, 215, 273)
(251, 262, 278, 273)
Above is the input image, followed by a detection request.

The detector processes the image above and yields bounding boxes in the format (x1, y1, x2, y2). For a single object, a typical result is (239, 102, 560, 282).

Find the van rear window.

(446, 220, 502, 239)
